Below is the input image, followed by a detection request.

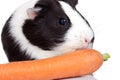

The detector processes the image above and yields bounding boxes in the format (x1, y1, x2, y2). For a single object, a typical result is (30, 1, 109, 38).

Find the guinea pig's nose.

(84, 37, 94, 44)
(85, 39, 88, 43)
(84, 39, 90, 44)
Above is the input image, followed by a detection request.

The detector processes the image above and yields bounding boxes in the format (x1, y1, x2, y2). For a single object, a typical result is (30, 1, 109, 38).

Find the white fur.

(9, 0, 94, 59)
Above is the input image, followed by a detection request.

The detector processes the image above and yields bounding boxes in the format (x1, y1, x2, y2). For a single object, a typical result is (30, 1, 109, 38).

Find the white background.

(0, 0, 120, 80)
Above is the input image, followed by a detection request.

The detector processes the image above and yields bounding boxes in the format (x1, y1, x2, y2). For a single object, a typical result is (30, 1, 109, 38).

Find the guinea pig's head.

(22, 0, 94, 54)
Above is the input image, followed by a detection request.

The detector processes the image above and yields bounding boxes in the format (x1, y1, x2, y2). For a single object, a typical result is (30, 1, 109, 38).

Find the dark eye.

(59, 18, 68, 26)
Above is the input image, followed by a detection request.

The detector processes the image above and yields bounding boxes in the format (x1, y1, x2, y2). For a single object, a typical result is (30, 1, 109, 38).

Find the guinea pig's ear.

(27, 8, 41, 19)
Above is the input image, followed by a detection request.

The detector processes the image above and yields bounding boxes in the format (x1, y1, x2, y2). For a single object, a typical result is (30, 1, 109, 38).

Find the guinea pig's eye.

(59, 18, 68, 26)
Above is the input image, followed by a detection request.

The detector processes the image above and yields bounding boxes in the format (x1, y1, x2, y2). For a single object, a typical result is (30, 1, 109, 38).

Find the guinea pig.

(1, 0, 95, 79)
(2, 0, 96, 79)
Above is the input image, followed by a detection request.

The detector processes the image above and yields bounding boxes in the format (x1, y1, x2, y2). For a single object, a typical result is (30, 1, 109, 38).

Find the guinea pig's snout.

(84, 39, 89, 43)
(84, 37, 94, 44)
(82, 37, 94, 48)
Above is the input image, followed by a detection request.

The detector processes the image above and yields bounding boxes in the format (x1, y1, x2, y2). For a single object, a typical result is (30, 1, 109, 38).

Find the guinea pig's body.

(2, 0, 95, 80)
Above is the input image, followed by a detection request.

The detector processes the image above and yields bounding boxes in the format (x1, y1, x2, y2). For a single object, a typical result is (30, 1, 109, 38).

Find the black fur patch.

(23, 0, 71, 50)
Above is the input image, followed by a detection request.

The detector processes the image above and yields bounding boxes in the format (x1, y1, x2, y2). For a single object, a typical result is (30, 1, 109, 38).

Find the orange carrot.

(0, 49, 104, 80)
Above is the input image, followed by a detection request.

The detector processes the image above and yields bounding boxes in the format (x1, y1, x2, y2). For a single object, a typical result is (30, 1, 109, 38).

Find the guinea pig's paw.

(61, 75, 96, 80)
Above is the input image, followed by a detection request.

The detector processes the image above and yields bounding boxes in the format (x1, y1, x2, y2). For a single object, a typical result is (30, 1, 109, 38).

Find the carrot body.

(0, 49, 103, 80)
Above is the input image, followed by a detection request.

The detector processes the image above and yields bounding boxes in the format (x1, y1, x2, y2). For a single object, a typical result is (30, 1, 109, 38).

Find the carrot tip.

(102, 53, 110, 61)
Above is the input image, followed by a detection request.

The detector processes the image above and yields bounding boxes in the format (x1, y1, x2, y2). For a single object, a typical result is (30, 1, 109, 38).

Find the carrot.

(0, 49, 108, 80)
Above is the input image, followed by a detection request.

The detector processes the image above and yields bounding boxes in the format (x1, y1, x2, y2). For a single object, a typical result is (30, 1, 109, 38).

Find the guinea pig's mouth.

(75, 48, 88, 51)
(75, 43, 93, 51)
